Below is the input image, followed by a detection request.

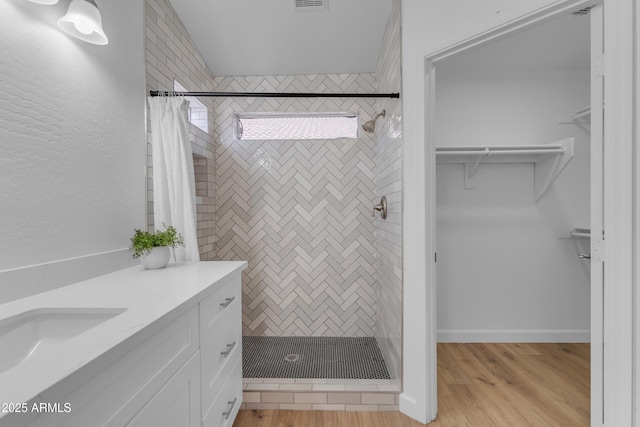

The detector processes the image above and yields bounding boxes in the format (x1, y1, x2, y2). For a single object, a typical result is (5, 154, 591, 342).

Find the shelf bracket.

(534, 138, 575, 202)
(464, 148, 490, 189)
(463, 164, 476, 189)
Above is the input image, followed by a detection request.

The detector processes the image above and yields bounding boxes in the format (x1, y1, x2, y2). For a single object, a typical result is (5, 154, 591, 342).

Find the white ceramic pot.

(140, 246, 171, 270)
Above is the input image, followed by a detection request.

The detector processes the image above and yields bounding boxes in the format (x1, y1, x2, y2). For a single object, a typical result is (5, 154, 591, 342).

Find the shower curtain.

(148, 97, 200, 262)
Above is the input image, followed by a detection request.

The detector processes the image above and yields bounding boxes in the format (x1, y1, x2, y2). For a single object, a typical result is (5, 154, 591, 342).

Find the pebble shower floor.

(242, 336, 391, 379)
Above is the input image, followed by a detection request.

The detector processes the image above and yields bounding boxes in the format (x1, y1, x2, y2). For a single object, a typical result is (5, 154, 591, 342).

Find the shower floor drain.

(284, 354, 300, 362)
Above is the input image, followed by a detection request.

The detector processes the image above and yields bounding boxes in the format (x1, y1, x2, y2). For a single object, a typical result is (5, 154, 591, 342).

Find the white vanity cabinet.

(0, 262, 245, 427)
(124, 351, 202, 427)
(118, 271, 243, 427)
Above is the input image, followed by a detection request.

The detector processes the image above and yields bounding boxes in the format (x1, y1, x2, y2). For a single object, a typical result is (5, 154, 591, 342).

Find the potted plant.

(130, 224, 185, 269)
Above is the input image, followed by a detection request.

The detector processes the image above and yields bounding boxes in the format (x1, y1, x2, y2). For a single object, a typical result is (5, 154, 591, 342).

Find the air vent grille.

(572, 6, 594, 16)
(293, 0, 327, 11)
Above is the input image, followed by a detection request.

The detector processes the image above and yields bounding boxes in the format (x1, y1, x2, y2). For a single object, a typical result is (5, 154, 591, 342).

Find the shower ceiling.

(168, 0, 392, 77)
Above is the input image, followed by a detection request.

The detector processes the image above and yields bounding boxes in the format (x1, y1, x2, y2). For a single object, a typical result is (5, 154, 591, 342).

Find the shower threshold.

(242, 336, 391, 380)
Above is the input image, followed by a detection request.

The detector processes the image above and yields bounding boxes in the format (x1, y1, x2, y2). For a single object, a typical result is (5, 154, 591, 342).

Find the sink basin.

(0, 307, 127, 374)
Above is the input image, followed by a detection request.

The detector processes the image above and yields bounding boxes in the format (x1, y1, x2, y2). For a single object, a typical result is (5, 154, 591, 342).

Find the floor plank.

(233, 409, 427, 427)
(233, 343, 589, 426)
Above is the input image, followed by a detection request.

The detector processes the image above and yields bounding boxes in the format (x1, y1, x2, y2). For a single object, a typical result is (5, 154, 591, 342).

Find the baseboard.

(0, 248, 137, 304)
(437, 329, 590, 343)
(398, 393, 423, 423)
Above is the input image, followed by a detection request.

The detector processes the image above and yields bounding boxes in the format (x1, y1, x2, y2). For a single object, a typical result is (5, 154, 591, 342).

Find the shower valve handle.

(372, 196, 388, 220)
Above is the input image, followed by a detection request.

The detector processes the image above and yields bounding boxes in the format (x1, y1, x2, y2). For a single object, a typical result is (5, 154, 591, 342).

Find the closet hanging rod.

(436, 138, 574, 202)
(149, 90, 400, 99)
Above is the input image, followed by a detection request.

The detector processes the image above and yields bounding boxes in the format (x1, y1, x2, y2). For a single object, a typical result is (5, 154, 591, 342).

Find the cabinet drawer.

(202, 358, 242, 427)
(199, 275, 241, 344)
(201, 304, 240, 410)
(125, 352, 201, 427)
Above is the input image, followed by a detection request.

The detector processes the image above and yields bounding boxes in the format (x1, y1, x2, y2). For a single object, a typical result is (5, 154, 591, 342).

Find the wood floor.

(233, 343, 590, 426)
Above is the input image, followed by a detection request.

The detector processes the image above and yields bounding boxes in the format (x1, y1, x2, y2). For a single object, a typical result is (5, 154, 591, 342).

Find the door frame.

(400, 0, 635, 425)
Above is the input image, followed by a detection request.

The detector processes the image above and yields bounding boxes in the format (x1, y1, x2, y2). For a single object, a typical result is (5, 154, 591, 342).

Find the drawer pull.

(222, 397, 238, 420)
(220, 297, 235, 308)
(221, 341, 237, 357)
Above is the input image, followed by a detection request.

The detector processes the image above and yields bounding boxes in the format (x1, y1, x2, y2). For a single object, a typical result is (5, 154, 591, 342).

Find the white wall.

(0, 0, 146, 302)
(635, 3, 640, 422)
(435, 70, 590, 342)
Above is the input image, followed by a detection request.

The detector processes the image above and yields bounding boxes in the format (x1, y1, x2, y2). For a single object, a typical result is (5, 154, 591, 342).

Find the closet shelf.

(558, 104, 600, 124)
(570, 228, 591, 239)
(571, 106, 591, 121)
(436, 138, 575, 202)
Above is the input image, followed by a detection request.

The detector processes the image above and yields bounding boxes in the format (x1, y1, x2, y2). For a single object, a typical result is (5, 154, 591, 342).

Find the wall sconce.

(58, 0, 108, 45)
(27, 0, 109, 45)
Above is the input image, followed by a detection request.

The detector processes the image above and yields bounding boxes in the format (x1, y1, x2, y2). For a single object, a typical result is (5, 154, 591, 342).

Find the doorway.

(433, 10, 592, 425)
(434, 12, 591, 344)
(396, 0, 638, 424)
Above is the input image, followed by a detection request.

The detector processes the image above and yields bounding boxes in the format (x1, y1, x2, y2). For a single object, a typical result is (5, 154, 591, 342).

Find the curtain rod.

(149, 90, 400, 99)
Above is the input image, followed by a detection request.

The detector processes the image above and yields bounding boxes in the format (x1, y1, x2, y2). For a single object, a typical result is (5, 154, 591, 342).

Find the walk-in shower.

(208, 72, 402, 410)
(205, 0, 403, 409)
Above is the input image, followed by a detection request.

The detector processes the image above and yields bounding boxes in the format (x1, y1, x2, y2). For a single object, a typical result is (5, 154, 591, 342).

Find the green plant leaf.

(129, 223, 185, 259)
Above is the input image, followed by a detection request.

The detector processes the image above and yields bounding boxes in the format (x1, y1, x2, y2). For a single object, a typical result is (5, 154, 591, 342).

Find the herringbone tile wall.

(213, 74, 380, 337)
(146, 1, 405, 354)
(374, 0, 403, 382)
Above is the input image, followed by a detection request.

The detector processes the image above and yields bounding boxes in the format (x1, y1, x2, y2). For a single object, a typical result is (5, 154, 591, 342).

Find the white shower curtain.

(148, 97, 200, 262)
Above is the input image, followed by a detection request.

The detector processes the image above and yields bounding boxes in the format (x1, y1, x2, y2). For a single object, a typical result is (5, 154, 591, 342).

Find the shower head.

(362, 110, 386, 134)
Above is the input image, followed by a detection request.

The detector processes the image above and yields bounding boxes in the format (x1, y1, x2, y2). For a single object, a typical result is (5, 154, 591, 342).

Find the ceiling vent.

(572, 6, 594, 15)
(293, 0, 328, 11)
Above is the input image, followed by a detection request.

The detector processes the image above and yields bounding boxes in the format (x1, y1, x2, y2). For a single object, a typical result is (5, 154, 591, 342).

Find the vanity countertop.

(0, 261, 247, 413)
